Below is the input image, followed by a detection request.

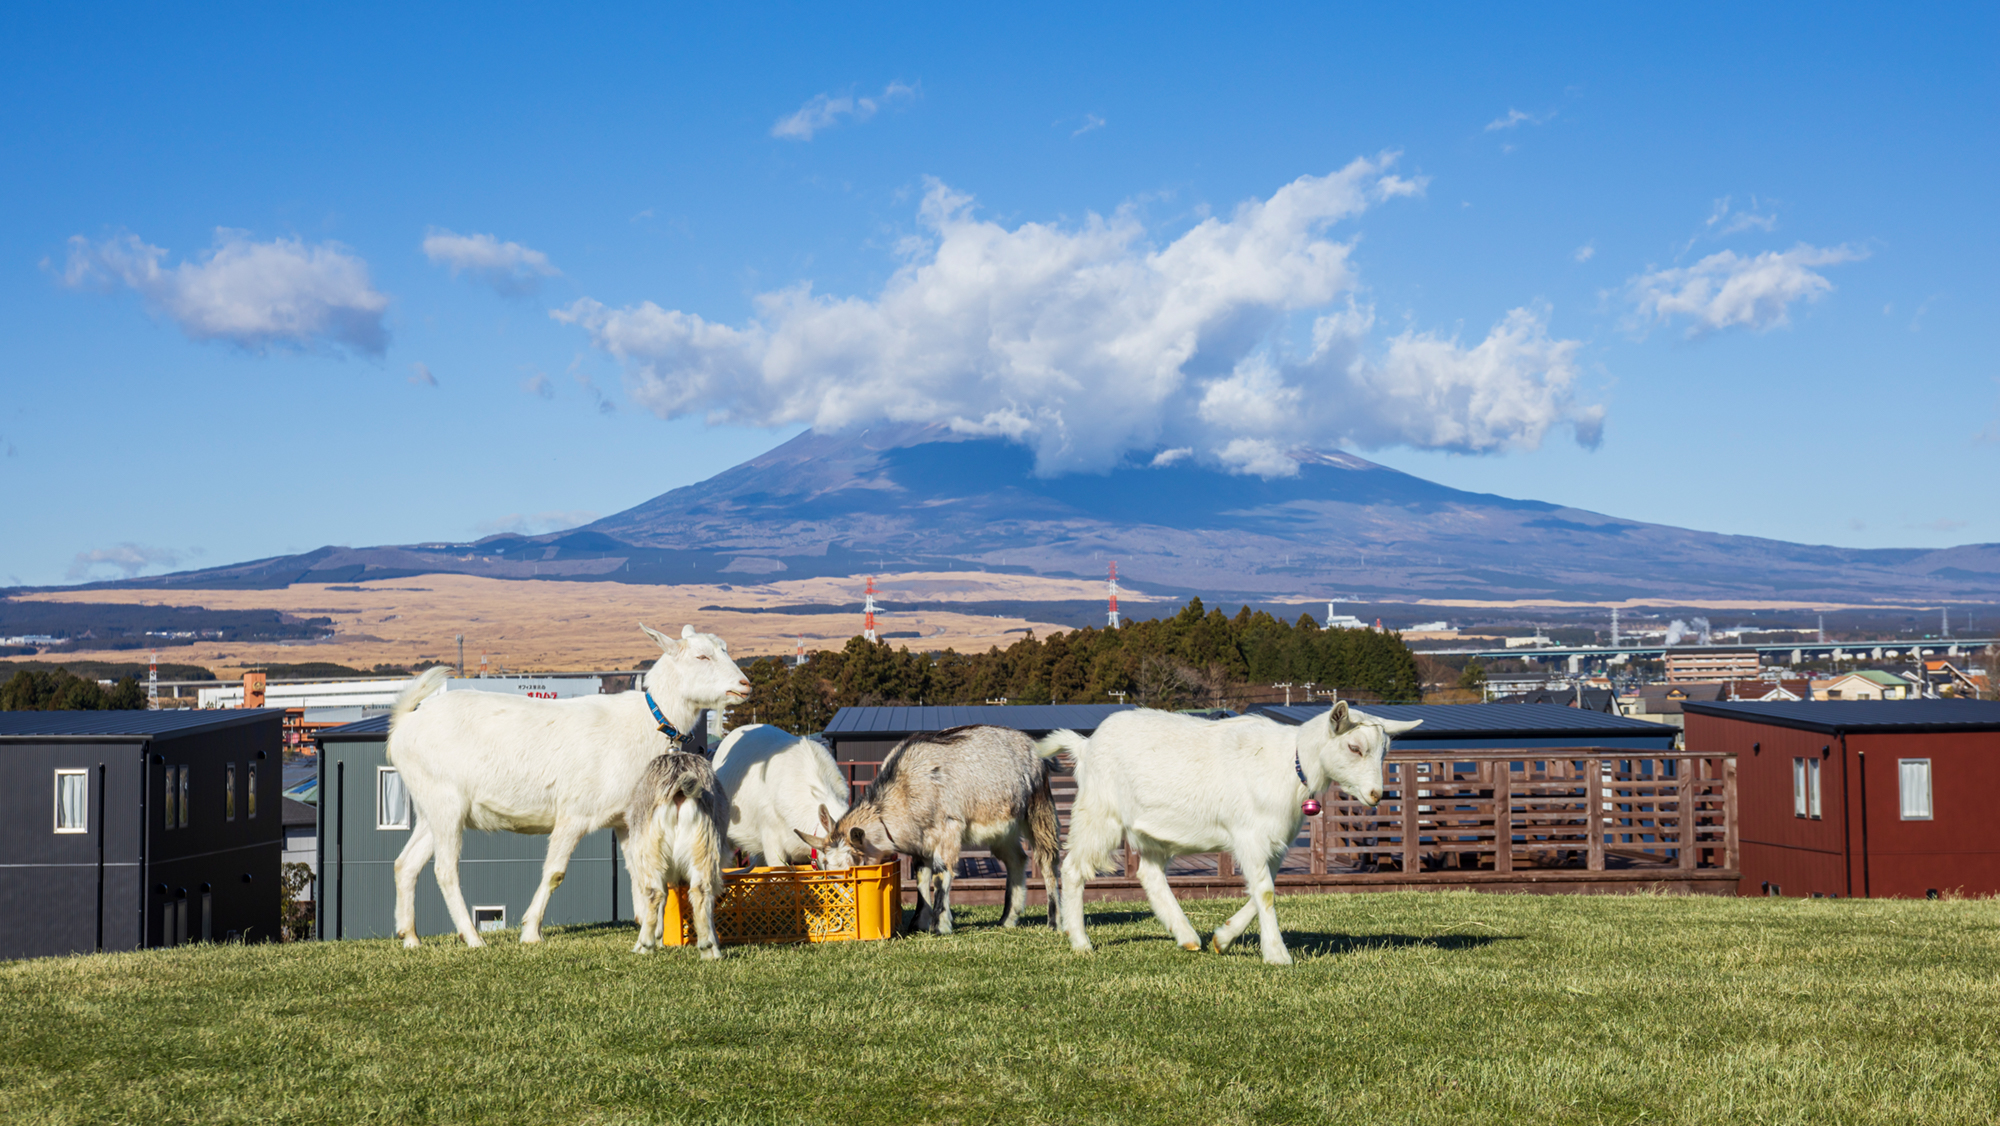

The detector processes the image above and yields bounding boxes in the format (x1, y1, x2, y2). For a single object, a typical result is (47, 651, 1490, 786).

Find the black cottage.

(0, 709, 285, 960)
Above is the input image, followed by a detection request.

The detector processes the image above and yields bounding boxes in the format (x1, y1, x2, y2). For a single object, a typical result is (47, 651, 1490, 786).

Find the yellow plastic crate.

(659, 861, 902, 946)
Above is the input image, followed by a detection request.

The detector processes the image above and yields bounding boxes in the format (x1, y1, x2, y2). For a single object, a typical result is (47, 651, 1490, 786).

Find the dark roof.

(0, 708, 285, 741)
(1491, 687, 1617, 713)
(316, 714, 391, 739)
(823, 704, 1134, 739)
(1683, 700, 2000, 735)
(281, 796, 317, 827)
(1250, 702, 1677, 750)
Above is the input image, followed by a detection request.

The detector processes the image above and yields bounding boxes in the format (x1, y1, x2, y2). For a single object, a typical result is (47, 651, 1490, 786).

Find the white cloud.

(409, 361, 437, 387)
(61, 230, 389, 355)
(522, 372, 554, 399)
(421, 228, 560, 295)
(1073, 114, 1106, 137)
(67, 543, 183, 581)
(771, 81, 917, 141)
(1572, 243, 1596, 263)
(1485, 108, 1553, 132)
(556, 157, 1604, 475)
(475, 511, 600, 537)
(1628, 243, 1866, 336)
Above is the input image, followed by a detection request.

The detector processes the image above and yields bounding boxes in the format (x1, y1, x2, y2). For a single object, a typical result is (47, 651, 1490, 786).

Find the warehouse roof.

(824, 704, 1133, 739)
(1683, 699, 2000, 734)
(316, 714, 392, 739)
(1251, 702, 1677, 750)
(0, 708, 284, 741)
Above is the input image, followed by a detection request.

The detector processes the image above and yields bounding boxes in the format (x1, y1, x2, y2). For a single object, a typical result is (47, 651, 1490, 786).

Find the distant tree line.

(1, 668, 146, 711)
(728, 598, 1422, 735)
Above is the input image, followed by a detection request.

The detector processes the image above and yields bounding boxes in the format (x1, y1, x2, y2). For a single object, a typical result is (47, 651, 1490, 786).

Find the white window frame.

(1807, 758, 1822, 820)
(473, 906, 507, 933)
(1899, 759, 1933, 821)
(1792, 758, 1808, 818)
(376, 766, 414, 830)
(54, 769, 89, 833)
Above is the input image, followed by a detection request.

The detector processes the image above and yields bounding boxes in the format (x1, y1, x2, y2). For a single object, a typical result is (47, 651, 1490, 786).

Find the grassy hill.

(3, 893, 1997, 1124)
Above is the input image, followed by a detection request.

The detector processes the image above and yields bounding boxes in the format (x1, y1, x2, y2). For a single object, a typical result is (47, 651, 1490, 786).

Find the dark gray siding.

(146, 718, 285, 946)
(0, 743, 144, 959)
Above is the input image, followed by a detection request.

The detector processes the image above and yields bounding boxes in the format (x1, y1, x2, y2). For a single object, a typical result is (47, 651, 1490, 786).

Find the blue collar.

(645, 689, 688, 747)
(1294, 749, 1310, 788)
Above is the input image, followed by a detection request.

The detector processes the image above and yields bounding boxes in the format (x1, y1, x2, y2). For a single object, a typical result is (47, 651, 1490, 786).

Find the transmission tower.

(1610, 607, 1620, 647)
(1107, 561, 1121, 628)
(148, 651, 159, 711)
(863, 576, 879, 642)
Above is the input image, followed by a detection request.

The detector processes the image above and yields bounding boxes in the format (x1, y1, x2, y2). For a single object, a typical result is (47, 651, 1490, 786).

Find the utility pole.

(457, 635, 465, 677)
(1274, 682, 1294, 706)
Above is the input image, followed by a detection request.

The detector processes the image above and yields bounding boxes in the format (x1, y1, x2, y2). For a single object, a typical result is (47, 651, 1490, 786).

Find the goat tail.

(390, 667, 449, 731)
(1034, 729, 1087, 762)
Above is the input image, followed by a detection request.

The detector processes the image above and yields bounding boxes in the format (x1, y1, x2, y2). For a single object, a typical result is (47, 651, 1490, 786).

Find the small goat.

(711, 724, 851, 866)
(798, 725, 1063, 934)
(624, 752, 729, 958)
(1050, 701, 1420, 965)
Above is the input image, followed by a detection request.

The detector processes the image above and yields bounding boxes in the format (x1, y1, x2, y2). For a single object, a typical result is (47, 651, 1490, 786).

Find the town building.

(1683, 700, 2000, 898)
(1813, 670, 1914, 701)
(1665, 648, 1761, 682)
(0, 709, 284, 959)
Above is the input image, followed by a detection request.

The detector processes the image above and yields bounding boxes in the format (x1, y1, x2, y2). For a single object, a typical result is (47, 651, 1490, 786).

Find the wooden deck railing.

(842, 745, 1738, 900)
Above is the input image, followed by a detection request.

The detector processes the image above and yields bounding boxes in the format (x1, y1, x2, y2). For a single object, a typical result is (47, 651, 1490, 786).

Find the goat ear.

(794, 829, 826, 849)
(681, 624, 698, 640)
(1328, 699, 1355, 733)
(640, 623, 679, 653)
(818, 804, 836, 834)
(849, 826, 867, 848)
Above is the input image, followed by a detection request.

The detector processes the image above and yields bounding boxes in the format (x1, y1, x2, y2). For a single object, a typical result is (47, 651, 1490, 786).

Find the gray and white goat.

(624, 752, 730, 958)
(797, 725, 1064, 934)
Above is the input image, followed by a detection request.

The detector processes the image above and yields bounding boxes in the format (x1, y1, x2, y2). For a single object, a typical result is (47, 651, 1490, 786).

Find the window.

(1899, 759, 1933, 820)
(377, 767, 413, 830)
(178, 765, 189, 828)
(247, 763, 258, 819)
(55, 770, 88, 833)
(1807, 758, 1822, 819)
(1792, 758, 1808, 818)
(226, 763, 237, 821)
(474, 906, 507, 933)
(163, 766, 179, 830)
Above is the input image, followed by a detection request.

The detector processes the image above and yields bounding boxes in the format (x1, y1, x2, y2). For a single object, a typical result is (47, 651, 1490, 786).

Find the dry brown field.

(10, 572, 1164, 677)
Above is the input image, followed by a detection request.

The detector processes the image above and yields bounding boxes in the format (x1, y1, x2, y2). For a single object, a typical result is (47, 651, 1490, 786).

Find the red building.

(1684, 700, 2000, 899)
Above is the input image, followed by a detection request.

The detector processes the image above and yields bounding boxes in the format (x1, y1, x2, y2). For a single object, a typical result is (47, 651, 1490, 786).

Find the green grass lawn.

(4, 892, 1998, 1125)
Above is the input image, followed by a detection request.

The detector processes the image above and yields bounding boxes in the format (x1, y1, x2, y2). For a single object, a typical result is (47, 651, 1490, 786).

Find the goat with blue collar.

(385, 623, 750, 950)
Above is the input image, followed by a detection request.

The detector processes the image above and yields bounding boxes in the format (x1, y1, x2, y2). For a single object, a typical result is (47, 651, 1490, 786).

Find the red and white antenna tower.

(1107, 561, 1121, 628)
(795, 635, 806, 667)
(148, 650, 159, 711)
(863, 576, 879, 642)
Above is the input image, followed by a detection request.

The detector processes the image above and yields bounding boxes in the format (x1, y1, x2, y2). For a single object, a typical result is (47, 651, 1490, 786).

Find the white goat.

(385, 624, 749, 948)
(1049, 702, 1420, 965)
(625, 752, 729, 958)
(711, 724, 851, 866)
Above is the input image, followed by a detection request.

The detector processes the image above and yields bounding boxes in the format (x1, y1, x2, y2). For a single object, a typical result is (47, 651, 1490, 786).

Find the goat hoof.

(463, 935, 485, 949)
(1208, 935, 1226, 954)
(519, 932, 541, 945)
(1181, 941, 1201, 952)
(401, 935, 420, 950)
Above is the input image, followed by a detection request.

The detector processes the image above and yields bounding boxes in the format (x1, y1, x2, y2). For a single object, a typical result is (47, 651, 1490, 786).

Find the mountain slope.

(44, 424, 2000, 603)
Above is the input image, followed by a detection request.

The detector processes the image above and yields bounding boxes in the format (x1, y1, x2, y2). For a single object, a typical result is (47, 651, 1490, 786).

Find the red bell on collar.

(1301, 798, 1322, 816)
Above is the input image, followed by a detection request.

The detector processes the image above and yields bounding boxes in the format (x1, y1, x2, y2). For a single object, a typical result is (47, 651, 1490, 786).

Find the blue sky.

(4, 3, 1995, 588)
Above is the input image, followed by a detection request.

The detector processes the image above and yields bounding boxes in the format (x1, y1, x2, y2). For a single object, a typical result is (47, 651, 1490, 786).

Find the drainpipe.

(336, 759, 346, 941)
(95, 762, 106, 952)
